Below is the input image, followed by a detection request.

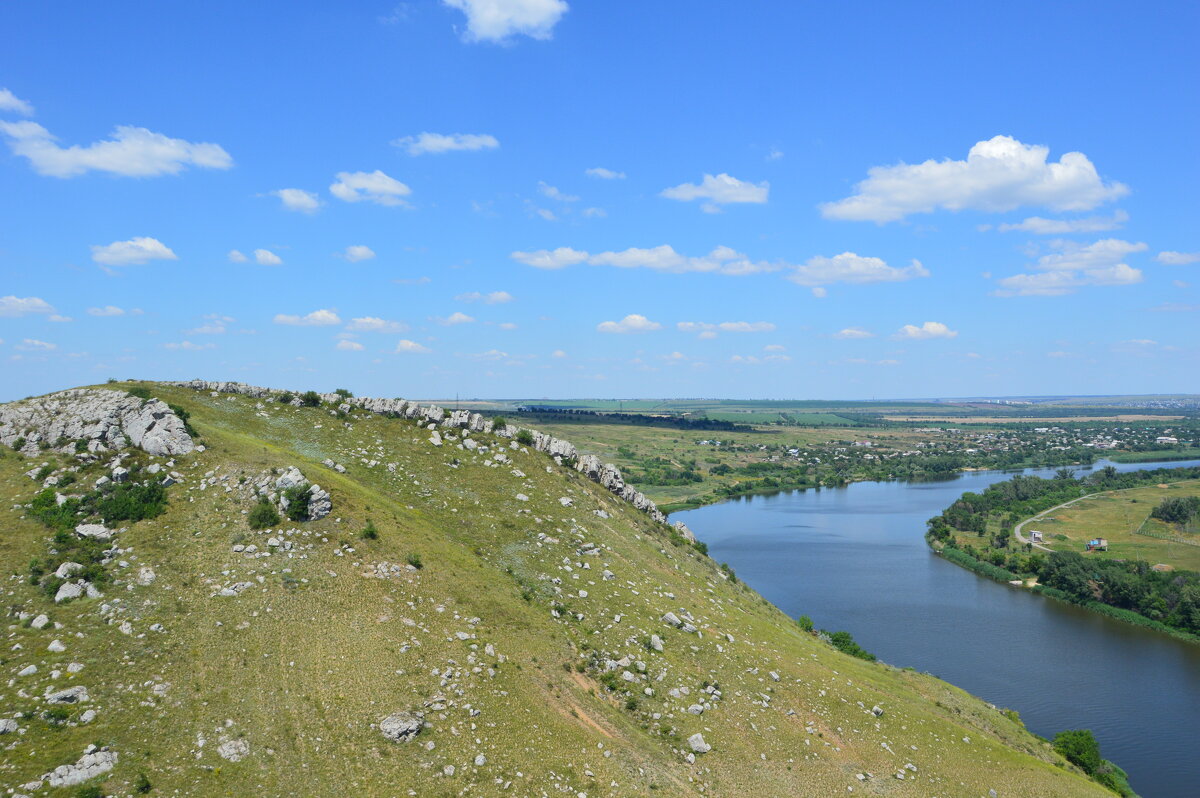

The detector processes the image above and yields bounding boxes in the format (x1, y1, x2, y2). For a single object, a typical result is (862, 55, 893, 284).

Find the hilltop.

(0, 381, 1115, 797)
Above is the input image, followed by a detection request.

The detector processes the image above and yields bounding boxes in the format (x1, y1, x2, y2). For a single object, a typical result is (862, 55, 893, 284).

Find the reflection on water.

(675, 460, 1200, 798)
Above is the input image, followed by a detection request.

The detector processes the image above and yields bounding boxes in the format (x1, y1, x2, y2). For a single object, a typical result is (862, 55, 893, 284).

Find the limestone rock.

(0, 388, 193, 456)
(380, 711, 424, 742)
(688, 733, 711, 753)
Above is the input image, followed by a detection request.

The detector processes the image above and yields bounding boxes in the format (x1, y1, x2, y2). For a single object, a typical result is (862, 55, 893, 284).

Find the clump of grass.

(406, 553, 423, 569)
(360, 520, 379, 540)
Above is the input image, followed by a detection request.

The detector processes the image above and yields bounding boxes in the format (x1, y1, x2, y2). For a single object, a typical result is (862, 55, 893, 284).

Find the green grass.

(0, 381, 1116, 797)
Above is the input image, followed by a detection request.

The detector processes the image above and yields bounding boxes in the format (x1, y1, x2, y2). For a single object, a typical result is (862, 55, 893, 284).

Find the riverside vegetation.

(926, 466, 1200, 644)
(0, 381, 1120, 796)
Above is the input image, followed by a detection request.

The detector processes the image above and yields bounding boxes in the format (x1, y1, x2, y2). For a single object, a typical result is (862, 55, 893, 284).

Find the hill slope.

(0, 381, 1112, 797)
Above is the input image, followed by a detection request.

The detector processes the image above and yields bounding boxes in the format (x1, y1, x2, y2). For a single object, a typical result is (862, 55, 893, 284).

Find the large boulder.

(379, 711, 424, 742)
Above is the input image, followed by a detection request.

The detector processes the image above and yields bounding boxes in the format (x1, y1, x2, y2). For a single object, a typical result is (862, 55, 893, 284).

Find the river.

(674, 459, 1200, 798)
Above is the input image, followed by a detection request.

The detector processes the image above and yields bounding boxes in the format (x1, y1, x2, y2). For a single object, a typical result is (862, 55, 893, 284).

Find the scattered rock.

(45, 685, 89, 704)
(688, 733, 711, 754)
(42, 746, 117, 787)
(217, 738, 250, 762)
(379, 711, 424, 742)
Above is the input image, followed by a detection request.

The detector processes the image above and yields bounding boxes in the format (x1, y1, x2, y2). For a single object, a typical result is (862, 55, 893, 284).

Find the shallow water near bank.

(675, 459, 1200, 798)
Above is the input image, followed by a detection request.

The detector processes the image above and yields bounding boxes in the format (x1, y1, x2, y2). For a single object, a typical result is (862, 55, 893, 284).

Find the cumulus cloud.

(0, 121, 232, 178)
(395, 339, 432, 353)
(730, 354, 791, 364)
(833, 327, 874, 339)
(0, 295, 54, 317)
(581, 207, 606, 218)
(164, 340, 215, 351)
(346, 317, 408, 333)
(788, 253, 929, 294)
(436, 311, 475, 325)
(456, 290, 513, 304)
(677, 321, 775, 337)
(0, 88, 34, 115)
(597, 314, 661, 334)
(510, 247, 589, 269)
(1157, 251, 1200, 265)
(392, 132, 499, 155)
(17, 338, 56, 351)
(185, 314, 233, 335)
(341, 245, 376, 262)
(274, 309, 341, 326)
(585, 167, 625, 179)
(336, 339, 365, 351)
(91, 237, 177, 266)
(270, 188, 320, 213)
(254, 248, 283, 266)
(995, 209, 1128, 234)
(443, 0, 568, 42)
(821, 135, 1128, 223)
(661, 173, 769, 212)
(330, 170, 411, 206)
(538, 181, 579, 202)
(228, 249, 248, 263)
(894, 321, 958, 340)
(995, 238, 1147, 296)
(87, 305, 125, 317)
(48, 315, 72, 323)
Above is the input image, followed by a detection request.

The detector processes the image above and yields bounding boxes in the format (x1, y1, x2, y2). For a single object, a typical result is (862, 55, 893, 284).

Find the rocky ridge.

(168, 379, 692, 540)
(0, 388, 195, 458)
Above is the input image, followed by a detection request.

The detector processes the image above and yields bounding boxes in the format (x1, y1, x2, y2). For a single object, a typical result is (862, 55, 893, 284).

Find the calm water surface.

(675, 460, 1200, 798)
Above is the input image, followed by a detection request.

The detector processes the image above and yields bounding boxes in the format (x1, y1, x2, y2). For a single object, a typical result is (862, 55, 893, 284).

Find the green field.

(1034, 481, 1200, 572)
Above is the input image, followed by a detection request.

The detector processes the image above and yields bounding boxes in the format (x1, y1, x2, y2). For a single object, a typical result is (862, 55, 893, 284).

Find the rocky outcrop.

(239, 465, 332, 521)
(0, 388, 194, 457)
(40, 746, 117, 788)
(169, 380, 670, 526)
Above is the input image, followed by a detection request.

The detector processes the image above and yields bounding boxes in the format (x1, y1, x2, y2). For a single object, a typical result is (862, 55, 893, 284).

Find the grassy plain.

(1033, 480, 1200, 572)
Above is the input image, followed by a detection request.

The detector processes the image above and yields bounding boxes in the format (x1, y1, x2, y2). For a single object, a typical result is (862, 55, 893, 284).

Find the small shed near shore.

(1086, 538, 1108, 552)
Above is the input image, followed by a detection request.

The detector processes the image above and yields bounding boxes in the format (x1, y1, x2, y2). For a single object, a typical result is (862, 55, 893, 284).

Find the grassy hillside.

(0, 382, 1114, 797)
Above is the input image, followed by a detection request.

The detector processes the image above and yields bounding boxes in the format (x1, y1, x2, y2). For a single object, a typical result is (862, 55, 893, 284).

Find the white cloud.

(274, 309, 341, 326)
(551, 349, 567, 358)
(588, 245, 779, 276)
(538, 181, 578, 202)
(436, 311, 475, 326)
(395, 339, 432, 353)
(443, 0, 568, 42)
(346, 317, 408, 333)
(0, 88, 34, 116)
(510, 247, 589, 269)
(821, 135, 1128, 223)
(498, 322, 518, 330)
(164, 340, 215, 351)
(48, 315, 72, 323)
(0, 121, 232, 178)
(392, 132, 499, 155)
(661, 173, 769, 210)
(730, 354, 790, 364)
(763, 344, 786, 352)
(833, 327, 874, 339)
(581, 207, 606, 218)
(533, 207, 556, 221)
(0, 295, 54, 317)
(186, 314, 232, 335)
(87, 305, 125, 317)
(677, 321, 776, 337)
(270, 188, 320, 213)
(788, 252, 929, 294)
(995, 209, 1128, 234)
(995, 238, 1147, 296)
(17, 338, 56, 351)
(336, 244, 375, 263)
(91, 237, 177, 266)
(456, 290, 513, 304)
(228, 249, 248, 263)
(1157, 251, 1200, 265)
(585, 167, 625, 180)
(894, 321, 958, 340)
(336, 339, 365, 351)
(254, 248, 283, 266)
(597, 314, 661, 334)
(330, 170, 411, 206)
(766, 148, 784, 161)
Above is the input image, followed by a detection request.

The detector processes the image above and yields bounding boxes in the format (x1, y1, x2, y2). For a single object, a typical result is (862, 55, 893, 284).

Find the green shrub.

(825, 630, 876, 661)
(283, 485, 311, 522)
(797, 614, 814, 632)
(692, 540, 709, 556)
(75, 786, 104, 798)
(516, 430, 535, 446)
(335, 387, 353, 399)
(278, 392, 295, 404)
(98, 482, 168, 523)
(406, 553, 423, 570)
(491, 416, 507, 429)
(247, 499, 281, 530)
(300, 390, 322, 407)
(168, 403, 198, 437)
(12, 437, 26, 451)
(35, 464, 54, 481)
(134, 772, 153, 793)
(360, 520, 379, 540)
(126, 386, 153, 400)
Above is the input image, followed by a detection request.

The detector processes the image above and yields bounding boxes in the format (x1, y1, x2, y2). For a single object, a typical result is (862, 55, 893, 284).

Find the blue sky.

(1, 0, 1197, 401)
